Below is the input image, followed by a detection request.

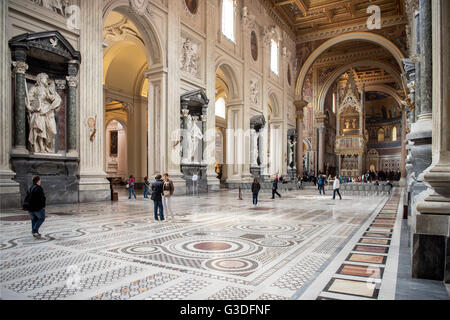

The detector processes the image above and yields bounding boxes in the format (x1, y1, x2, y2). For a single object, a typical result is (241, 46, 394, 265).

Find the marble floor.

(0, 187, 444, 300)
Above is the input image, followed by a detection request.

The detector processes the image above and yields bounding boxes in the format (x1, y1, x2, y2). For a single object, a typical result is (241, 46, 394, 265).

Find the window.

(221, 0, 235, 42)
(270, 39, 278, 75)
(215, 97, 226, 119)
(392, 127, 397, 141)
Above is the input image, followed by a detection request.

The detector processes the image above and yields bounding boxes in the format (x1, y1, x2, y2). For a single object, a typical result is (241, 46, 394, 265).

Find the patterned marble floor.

(0, 187, 399, 300)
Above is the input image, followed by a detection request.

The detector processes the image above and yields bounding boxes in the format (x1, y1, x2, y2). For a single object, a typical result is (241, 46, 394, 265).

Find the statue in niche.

(344, 119, 350, 129)
(180, 38, 199, 75)
(351, 119, 356, 129)
(184, 115, 203, 162)
(26, 73, 62, 153)
(288, 139, 296, 167)
(251, 129, 259, 165)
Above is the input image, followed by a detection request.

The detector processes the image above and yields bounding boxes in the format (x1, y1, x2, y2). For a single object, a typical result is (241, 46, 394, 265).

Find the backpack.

(22, 185, 37, 211)
(318, 178, 323, 185)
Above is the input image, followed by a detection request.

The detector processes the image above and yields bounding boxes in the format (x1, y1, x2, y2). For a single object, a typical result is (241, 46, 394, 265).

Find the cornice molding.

(296, 16, 407, 44)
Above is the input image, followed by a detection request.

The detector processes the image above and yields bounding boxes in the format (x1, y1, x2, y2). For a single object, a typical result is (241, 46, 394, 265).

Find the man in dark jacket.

(271, 175, 281, 199)
(151, 174, 164, 221)
(27, 176, 46, 238)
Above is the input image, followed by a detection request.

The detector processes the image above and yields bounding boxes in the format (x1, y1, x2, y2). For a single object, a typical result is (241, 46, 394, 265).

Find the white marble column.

(78, 0, 110, 202)
(414, 0, 450, 282)
(205, 0, 220, 187)
(400, 107, 407, 185)
(0, 0, 21, 208)
(317, 124, 325, 173)
(294, 100, 307, 177)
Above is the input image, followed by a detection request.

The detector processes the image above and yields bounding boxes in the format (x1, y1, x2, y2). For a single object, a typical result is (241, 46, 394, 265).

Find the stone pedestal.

(11, 154, 79, 205)
(181, 163, 208, 195)
(250, 166, 262, 181)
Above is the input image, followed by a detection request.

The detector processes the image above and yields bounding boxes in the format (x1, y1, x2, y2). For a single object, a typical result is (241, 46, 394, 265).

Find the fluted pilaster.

(0, 0, 21, 208)
(78, 0, 109, 201)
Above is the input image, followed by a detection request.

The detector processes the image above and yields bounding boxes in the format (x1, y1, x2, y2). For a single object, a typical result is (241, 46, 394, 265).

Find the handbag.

(163, 190, 171, 197)
(126, 184, 129, 189)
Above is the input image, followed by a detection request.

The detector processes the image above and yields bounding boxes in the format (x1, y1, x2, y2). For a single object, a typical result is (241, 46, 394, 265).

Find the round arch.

(295, 32, 406, 98)
(268, 92, 281, 119)
(364, 84, 403, 109)
(103, 1, 165, 68)
(318, 60, 402, 112)
(215, 60, 241, 100)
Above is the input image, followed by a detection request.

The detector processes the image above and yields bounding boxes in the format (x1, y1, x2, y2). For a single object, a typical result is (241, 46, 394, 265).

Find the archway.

(318, 60, 403, 113)
(214, 61, 241, 183)
(267, 93, 283, 176)
(295, 32, 406, 99)
(103, 11, 150, 188)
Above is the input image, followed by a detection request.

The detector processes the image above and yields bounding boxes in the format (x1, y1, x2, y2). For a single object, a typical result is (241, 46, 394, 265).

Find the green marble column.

(201, 114, 207, 162)
(12, 60, 28, 151)
(66, 76, 78, 153)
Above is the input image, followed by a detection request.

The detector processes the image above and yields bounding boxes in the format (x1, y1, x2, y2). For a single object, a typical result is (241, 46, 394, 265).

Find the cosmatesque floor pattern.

(0, 188, 405, 300)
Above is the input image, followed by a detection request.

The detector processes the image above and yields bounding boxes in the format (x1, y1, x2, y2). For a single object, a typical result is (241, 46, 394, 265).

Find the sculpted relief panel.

(180, 37, 200, 78)
(249, 79, 259, 106)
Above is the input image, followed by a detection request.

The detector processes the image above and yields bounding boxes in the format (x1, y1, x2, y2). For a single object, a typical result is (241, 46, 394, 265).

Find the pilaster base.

(78, 175, 110, 203)
(0, 170, 21, 209)
(412, 233, 448, 281)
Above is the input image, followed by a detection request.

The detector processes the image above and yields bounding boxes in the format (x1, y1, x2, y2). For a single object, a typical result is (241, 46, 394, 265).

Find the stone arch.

(318, 60, 402, 113)
(215, 59, 241, 100)
(295, 32, 406, 98)
(364, 84, 403, 109)
(103, 0, 165, 68)
(303, 138, 312, 150)
(268, 91, 281, 119)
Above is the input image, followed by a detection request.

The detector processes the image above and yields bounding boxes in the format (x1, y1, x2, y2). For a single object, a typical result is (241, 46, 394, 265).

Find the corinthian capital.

(66, 76, 79, 88)
(12, 61, 28, 74)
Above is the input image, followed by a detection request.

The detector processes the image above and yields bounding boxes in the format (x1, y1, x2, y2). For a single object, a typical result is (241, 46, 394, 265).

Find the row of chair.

(339, 183, 392, 196)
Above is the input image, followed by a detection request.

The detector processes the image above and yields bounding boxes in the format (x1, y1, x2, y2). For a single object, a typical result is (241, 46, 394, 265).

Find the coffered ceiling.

(266, 0, 405, 38)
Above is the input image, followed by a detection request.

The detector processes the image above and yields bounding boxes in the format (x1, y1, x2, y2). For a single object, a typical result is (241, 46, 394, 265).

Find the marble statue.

(251, 129, 259, 165)
(184, 115, 203, 162)
(288, 139, 296, 166)
(26, 73, 62, 153)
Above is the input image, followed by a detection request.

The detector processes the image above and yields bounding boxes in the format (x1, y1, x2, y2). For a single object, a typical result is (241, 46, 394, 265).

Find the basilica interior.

(0, 0, 449, 301)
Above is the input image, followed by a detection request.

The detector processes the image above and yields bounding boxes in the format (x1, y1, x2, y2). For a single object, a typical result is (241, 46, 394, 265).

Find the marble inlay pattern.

(309, 190, 402, 300)
(0, 188, 390, 300)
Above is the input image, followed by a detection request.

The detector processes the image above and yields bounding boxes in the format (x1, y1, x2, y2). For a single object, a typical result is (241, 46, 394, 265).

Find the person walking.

(151, 174, 164, 221)
(126, 175, 137, 199)
(318, 175, 325, 195)
(251, 178, 261, 205)
(271, 175, 281, 199)
(332, 176, 342, 200)
(162, 173, 175, 220)
(24, 176, 46, 238)
(143, 176, 150, 199)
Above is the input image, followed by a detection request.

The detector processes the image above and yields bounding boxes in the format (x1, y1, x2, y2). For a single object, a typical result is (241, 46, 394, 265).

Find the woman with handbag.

(126, 175, 136, 200)
(162, 173, 175, 220)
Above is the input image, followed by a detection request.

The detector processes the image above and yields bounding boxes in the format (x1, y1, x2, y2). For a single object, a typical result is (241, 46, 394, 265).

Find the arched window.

(221, 0, 235, 42)
(215, 97, 226, 119)
(392, 126, 397, 141)
(270, 39, 279, 75)
(378, 128, 385, 142)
